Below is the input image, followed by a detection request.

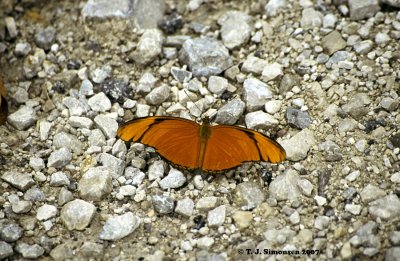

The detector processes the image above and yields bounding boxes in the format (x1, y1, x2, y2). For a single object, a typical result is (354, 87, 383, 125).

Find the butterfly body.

(117, 116, 286, 173)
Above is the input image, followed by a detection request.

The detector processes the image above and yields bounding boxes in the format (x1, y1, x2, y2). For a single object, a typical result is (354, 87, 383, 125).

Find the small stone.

(264, 227, 295, 245)
(197, 236, 215, 249)
(314, 216, 330, 230)
(280, 129, 316, 161)
(197, 196, 219, 210)
(368, 194, 400, 221)
(269, 170, 301, 201)
(47, 148, 72, 169)
(5, 17, 18, 38)
(389, 231, 400, 245)
(0, 241, 13, 259)
(279, 74, 300, 94)
(58, 187, 74, 206)
(7, 106, 36, 130)
(341, 242, 352, 259)
(99, 212, 141, 241)
(145, 84, 170, 105)
(207, 205, 226, 227)
(15, 242, 44, 259)
(79, 79, 94, 96)
(61, 199, 96, 230)
(360, 184, 386, 203)
(215, 98, 245, 125)
(50, 171, 70, 187)
(353, 40, 373, 54)
(36, 204, 58, 221)
(53, 132, 83, 154)
(314, 195, 327, 206)
(35, 27, 56, 50)
(322, 30, 346, 55)
(245, 111, 278, 129)
(349, 0, 380, 20)
(179, 37, 233, 77)
(132, 29, 164, 65)
(208, 76, 228, 95)
(94, 115, 118, 139)
(264, 0, 287, 17)
(88, 92, 111, 112)
(0, 222, 23, 242)
(29, 157, 45, 171)
(171, 67, 192, 83)
(82, 0, 133, 18)
(218, 11, 253, 49)
(297, 179, 313, 196)
(24, 187, 45, 201)
(319, 140, 343, 162)
(234, 182, 265, 209)
(323, 13, 337, 28)
(175, 198, 195, 217)
(243, 78, 274, 111)
(49, 243, 74, 261)
(159, 168, 186, 190)
(232, 211, 253, 229)
(15, 42, 31, 57)
(90, 65, 112, 84)
(23, 48, 45, 79)
(391, 172, 400, 183)
(1, 171, 35, 191)
(381, 97, 399, 112)
(346, 170, 360, 182)
(12, 200, 32, 214)
(265, 100, 282, 114)
(78, 166, 113, 201)
(242, 56, 268, 74)
(345, 204, 362, 215)
(63, 97, 88, 116)
(386, 247, 400, 261)
(286, 107, 312, 129)
(152, 194, 174, 214)
(289, 211, 300, 224)
(342, 93, 371, 120)
(69, 116, 93, 129)
(119, 185, 136, 196)
(79, 242, 104, 259)
(301, 8, 323, 28)
(137, 72, 157, 94)
(261, 63, 282, 82)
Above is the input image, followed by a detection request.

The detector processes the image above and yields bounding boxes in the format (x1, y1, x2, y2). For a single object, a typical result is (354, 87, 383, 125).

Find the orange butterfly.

(117, 116, 286, 173)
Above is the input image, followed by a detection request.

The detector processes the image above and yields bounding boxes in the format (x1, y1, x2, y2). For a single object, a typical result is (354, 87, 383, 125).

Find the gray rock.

(99, 212, 141, 241)
(63, 97, 88, 116)
(314, 216, 330, 230)
(124, 167, 146, 186)
(279, 74, 300, 94)
(5, 17, 17, 38)
(145, 84, 170, 105)
(82, 0, 133, 18)
(390, 231, 400, 245)
(159, 168, 186, 190)
(218, 11, 252, 49)
(349, 0, 380, 20)
(98, 153, 124, 177)
(381, 97, 399, 112)
(264, 227, 295, 245)
(137, 72, 157, 94)
(29, 157, 45, 171)
(234, 182, 265, 209)
(337, 118, 358, 133)
(197, 236, 215, 250)
(49, 243, 74, 260)
(0, 222, 23, 242)
(245, 111, 278, 129)
(88, 92, 111, 112)
(196, 196, 219, 210)
(36, 204, 58, 221)
(94, 115, 118, 139)
(243, 78, 274, 111)
(53, 132, 83, 154)
(326, 50, 349, 68)
(152, 194, 174, 214)
(12, 200, 32, 213)
(297, 178, 313, 196)
(15, 242, 44, 259)
(264, 0, 287, 17)
(269, 169, 301, 201)
(391, 172, 400, 183)
(50, 171, 70, 187)
(345, 204, 362, 215)
(78, 166, 112, 201)
(241, 56, 268, 75)
(7, 105, 36, 130)
(69, 116, 93, 129)
(79, 79, 94, 96)
(24, 187, 46, 201)
(301, 8, 323, 28)
(34, 27, 56, 50)
(0, 241, 13, 259)
(179, 37, 232, 77)
(58, 187, 74, 206)
(175, 198, 194, 217)
(323, 14, 337, 28)
(48, 148, 72, 168)
(132, 29, 164, 65)
(90, 65, 112, 84)
(61, 199, 96, 230)
(368, 194, 400, 221)
(215, 98, 245, 125)
(280, 129, 316, 161)
(350, 221, 378, 247)
(353, 40, 373, 54)
(15, 42, 31, 57)
(382, 0, 400, 7)
(375, 32, 391, 45)
(207, 205, 226, 227)
(386, 247, 400, 261)
(261, 63, 283, 82)
(322, 30, 346, 55)
(319, 140, 343, 162)
(1, 171, 35, 191)
(88, 129, 106, 147)
(23, 48, 45, 79)
(79, 242, 104, 259)
(171, 67, 192, 83)
(208, 76, 228, 95)
(131, 0, 165, 29)
(342, 93, 371, 120)
(286, 107, 312, 129)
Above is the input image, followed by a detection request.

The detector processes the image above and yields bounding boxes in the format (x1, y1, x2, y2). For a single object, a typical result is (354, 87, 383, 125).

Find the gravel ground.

(1, 0, 400, 260)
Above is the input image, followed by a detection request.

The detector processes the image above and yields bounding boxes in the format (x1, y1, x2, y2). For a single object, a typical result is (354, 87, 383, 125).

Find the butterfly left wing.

(201, 125, 286, 172)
